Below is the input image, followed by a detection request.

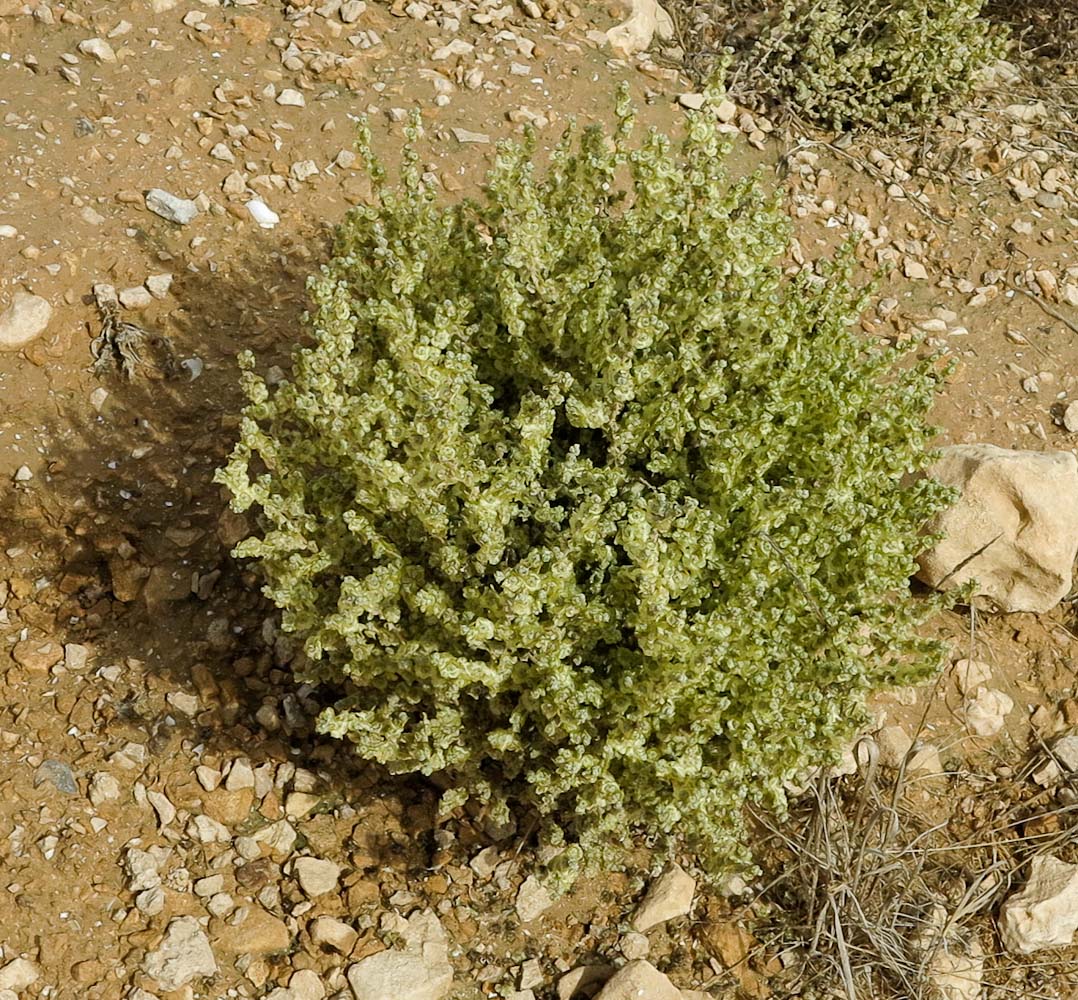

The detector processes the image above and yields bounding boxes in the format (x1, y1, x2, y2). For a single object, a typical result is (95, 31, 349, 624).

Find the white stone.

(432, 39, 473, 60)
(0, 290, 52, 352)
(166, 691, 199, 716)
(119, 286, 153, 310)
(930, 946, 975, 1000)
(519, 958, 543, 990)
(209, 142, 235, 163)
(620, 931, 649, 960)
(1000, 855, 1078, 953)
(876, 726, 913, 768)
(295, 856, 341, 897)
(194, 875, 224, 897)
(125, 847, 165, 892)
(78, 38, 117, 63)
(253, 818, 297, 854)
(89, 771, 121, 806)
(188, 814, 231, 843)
(291, 160, 320, 182)
(515, 875, 554, 923)
(310, 916, 358, 953)
(1064, 401, 1078, 433)
(207, 892, 234, 917)
(347, 910, 452, 1000)
(225, 759, 255, 791)
(1032, 757, 1061, 786)
(340, 0, 366, 22)
(247, 199, 280, 228)
(64, 643, 91, 671)
(469, 846, 499, 879)
(147, 790, 177, 827)
(0, 958, 40, 992)
(142, 916, 217, 991)
(953, 659, 992, 694)
(277, 88, 306, 107)
(289, 969, 326, 1000)
(145, 188, 199, 225)
(963, 688, 1013, 737)
(917, 445, 1078, 613)
(136, 886, 166, 915)
(631, 863, 696, 931)
(451, 127, 490, 144)
(1053, 735, 1078, 771)
(593, 961, 681, 1000)
(677, 92, 705, 110)
(605, 0, 673, 59)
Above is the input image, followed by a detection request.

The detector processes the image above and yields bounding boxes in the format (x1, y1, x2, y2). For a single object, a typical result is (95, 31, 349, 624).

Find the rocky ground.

(3, 1, 1078, 999)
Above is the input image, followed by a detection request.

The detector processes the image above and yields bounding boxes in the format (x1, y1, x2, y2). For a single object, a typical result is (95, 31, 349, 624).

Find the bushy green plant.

(217, 87, 954, 875)
(756, 0, 1006, 129)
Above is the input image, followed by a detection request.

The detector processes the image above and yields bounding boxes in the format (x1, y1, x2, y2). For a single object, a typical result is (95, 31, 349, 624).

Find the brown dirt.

(2, 2, 1078, 999)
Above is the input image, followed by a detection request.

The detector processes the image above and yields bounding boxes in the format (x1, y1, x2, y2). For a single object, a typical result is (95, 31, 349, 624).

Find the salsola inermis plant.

(217, 85, 954, 875)
(755, 0, 1006, 130)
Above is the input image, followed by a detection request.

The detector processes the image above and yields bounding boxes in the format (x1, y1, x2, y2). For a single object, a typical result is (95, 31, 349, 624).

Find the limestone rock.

(145, 188, 199, 225)
(289, 969, 326, 1000)
(1053, 734, 1078, 771)
(347, 910, 452, 1000)
(631, 864, 696, 932)
(963, 688, 1013, 737)
(926, 939, 984, 1000)
(142, 916, 217, 991)
(294, 856, 341, 897)
(0, 290, 52, 352)
(515, 875, 554, 923)
(605, 0, 673, 59)
(213, 906, 291, 957)
(593, 961, 682, 1000)
(953, 659, 992, 694)
(0, 958, 41, 992)
(310, 916, 358, 954)
(1000, 855, 1078, 953)
(916, 445, 1078, 613)
(876, 726, 913, 768)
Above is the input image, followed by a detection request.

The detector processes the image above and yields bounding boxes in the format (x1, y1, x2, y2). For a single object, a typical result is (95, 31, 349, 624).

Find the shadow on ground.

(0, 220, 452, 864)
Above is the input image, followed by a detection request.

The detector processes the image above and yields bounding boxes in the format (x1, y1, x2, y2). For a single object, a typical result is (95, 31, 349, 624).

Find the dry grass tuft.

(749, 736, 1078, 999)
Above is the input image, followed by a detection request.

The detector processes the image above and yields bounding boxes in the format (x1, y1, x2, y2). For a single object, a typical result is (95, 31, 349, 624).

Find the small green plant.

(218, 86, 953, 876)
(755, 0, 1006, 129)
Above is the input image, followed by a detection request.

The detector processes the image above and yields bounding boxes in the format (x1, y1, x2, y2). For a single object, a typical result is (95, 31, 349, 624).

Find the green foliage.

(756, 0, 1006, 129)
(217, 87, 954, 876)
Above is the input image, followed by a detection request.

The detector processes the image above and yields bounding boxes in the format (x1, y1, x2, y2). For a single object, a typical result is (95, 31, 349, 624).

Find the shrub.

(217, 87, 954, 876)
(754, 0, 1006, 129)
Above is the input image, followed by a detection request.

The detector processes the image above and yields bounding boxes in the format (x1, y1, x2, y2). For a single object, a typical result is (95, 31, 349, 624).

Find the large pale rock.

(1000, 855, 1078, 953)
(142, 916, 217, 991)
(963, 688, 1013, 737)
(0, 290, 52, 351)
(0, 958, 40, 992)
(916, 445, 1078, 613)
(593, 961, 682, 1000)
(605, 0, 673, 58)
(347, 910, 452, 1000)
(516, 875, 554, 923)
(631, 864, 696, 932)
(926, 940, 984, 1000)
